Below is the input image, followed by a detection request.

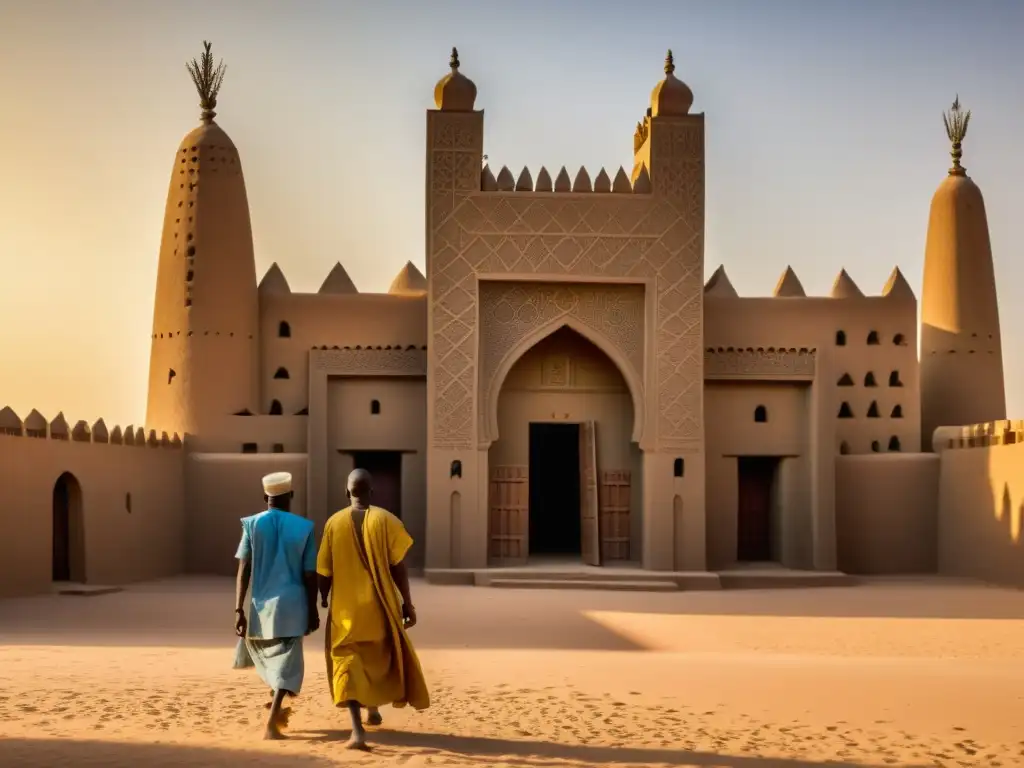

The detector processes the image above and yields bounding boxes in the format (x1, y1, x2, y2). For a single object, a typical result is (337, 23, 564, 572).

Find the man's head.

(346, 468, 373, 503)
(262, 471, 294, 511)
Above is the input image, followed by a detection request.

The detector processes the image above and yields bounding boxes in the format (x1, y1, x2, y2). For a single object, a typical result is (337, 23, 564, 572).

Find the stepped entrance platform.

(425, 560, 856, 592)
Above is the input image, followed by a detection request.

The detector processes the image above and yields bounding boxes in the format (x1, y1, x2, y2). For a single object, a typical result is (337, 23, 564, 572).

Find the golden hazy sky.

(1, 0, 1022, 429)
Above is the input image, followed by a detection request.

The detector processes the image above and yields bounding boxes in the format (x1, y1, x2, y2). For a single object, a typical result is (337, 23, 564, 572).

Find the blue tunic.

(233, 508, 316, 694)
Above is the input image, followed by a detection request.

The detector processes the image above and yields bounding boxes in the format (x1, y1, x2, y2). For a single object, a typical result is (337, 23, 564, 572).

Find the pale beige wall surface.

(938, 441, 1024, 587)
(705, 296, 920, 456)
(184, 453, 308, 576)
(326, 377, 427, 566)
(489, 328, 642, 560)
(703, 381, 811, 569)
(0, 435, 184, 598)
(258, 293, 426, 418)
(835, 454, 939, 574)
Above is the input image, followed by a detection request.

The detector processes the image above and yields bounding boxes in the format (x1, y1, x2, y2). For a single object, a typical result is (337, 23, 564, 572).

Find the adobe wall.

(326, 376, 427, 568)
(935, 421, 1024, 588)
(834, 454, 939, 574)
(258, 292, 427, 418)
(704, 381, 812, 569)
(0, 414, 184, 598)
(489, 327, 642, 561)
(184, 452, 309, 575)
(705, 293, 920, 456)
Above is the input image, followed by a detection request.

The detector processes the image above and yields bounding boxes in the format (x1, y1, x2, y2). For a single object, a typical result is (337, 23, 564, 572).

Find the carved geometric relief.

(428, 115, 705, 451)
(703, 347, 817, 379)
(478, 281, 646, 442)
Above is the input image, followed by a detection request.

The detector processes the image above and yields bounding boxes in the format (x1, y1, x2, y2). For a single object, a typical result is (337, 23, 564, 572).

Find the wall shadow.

(0, 738, 332, 767)
(297, 728, 930, 768)
(3, 574, 1024, 651)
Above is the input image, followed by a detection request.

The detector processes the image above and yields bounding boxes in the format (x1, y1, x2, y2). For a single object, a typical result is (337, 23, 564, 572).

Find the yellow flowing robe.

(316, 506, 430, 710)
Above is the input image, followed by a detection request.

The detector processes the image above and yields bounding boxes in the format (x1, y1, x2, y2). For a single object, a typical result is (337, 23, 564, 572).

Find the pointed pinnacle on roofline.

(664, 49, 675, 75)
(450, 47, 460, 70)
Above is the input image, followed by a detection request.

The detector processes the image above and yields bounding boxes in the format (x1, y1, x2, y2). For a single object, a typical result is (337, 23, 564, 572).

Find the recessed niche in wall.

(891, 404, 903, 418)
(241, 442, 258, 453)
(893, 333, 907, 346)
(871, 440, 881, 453)
(888, 436, 901, 452)
(269, 399, 283, 415)
(835, 330, 847, 346)
(837, 373, 854, 386)
(278, 321, 291, 338)
(370, 399, 381, 415)
(167, 368, 176, 385)
(295, 407, 309, 416)
(867, 331, 880, 345)
(673, 457, 684, 478)
(864, 371, 877, 387)
(234, 408, 254, 416)
(839, 441, 850, 455)
(272, 443, 284, 453)
(838, 402, 854, 418)
(450, 460, 462, 478)
(125, 492, 132, 514)
(867, 401, 880, 418)
(754, 405, 767, 423)
(273, 367, 290, 379)
(889, 370, 903, 387)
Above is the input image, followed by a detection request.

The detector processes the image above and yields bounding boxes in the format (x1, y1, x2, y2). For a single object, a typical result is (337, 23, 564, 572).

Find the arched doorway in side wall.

(52, 472, 85, 583)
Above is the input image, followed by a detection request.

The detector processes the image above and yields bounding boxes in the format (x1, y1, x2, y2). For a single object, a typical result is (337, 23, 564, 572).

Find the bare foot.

(345, 730, 370, 751)
(366, 708, 383, 727)
(263, 725, 286, 740)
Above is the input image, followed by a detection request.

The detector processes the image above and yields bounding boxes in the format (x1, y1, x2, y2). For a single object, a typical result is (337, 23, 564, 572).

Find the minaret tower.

(145, 42, 259, 439)
(920, 96, 1005, 449)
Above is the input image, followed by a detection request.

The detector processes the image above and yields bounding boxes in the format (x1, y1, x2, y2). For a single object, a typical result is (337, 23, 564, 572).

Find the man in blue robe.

(233, 471, 319, 739)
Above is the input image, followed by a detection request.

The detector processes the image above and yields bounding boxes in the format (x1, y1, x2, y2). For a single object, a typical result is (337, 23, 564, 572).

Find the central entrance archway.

(52, 471, 85, 583)
(487, 326, 639, 567)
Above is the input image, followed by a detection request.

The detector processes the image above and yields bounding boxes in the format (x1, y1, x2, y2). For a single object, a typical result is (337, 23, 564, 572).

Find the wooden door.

(579, 420, 601, 566)
(489, 465, 528, 565)
(599, 470, 631, 561)
(737, 457, 776, 561)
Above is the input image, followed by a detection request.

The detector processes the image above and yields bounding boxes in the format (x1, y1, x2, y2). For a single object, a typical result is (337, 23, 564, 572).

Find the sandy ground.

(1, 577, 1023, 767)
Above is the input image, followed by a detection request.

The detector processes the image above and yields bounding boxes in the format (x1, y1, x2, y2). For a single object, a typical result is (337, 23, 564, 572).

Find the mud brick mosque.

(1, 46, 1021, 597)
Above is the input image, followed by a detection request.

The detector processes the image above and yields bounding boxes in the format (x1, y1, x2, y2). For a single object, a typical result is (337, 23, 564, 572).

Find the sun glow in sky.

(0, 0, 1022, 427)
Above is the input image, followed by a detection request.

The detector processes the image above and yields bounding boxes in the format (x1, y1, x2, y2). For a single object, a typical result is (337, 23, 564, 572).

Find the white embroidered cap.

(262, 471, 293, 497)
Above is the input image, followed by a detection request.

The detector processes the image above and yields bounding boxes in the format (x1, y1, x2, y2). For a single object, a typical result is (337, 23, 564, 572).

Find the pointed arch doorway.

(52, 472, 85, 583)
(486, 326, 640, 567)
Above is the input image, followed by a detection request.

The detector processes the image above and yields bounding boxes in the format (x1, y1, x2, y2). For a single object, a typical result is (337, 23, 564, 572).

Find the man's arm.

(315, 521, 333, 608)
(235, 558, 251, 612)
(389, 560, 413, 608)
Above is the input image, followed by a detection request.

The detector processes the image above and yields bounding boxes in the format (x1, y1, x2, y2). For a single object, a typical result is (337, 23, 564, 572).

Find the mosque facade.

(0, 46, 1017, 596)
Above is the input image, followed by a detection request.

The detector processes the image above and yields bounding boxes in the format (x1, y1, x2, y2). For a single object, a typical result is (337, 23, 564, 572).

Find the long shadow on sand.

(298, 728, 931, 767)
(0, 738, 333, 767)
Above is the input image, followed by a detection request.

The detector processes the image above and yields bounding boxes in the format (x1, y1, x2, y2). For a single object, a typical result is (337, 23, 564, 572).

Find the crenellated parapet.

(481, 164, 650, 194)
(0, 406, 183, 449)
(933, 420, 1024, 451)
(703, 265, 916, 299)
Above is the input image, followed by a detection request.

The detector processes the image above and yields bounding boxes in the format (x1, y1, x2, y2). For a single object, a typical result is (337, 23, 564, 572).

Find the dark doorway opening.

(736, 457, 778, 562)
(528, 423, 581, 556)
(52, 472, 83, 582)
(351, 450, 403, 519)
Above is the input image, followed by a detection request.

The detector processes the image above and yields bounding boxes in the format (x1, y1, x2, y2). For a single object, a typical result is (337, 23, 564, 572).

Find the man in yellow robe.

(316, 468, 430, 750)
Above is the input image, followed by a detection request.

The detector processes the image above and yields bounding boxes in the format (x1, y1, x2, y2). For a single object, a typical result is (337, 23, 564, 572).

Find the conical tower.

(146, 42, 260, 438)
(920, 96, 1005, 449)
